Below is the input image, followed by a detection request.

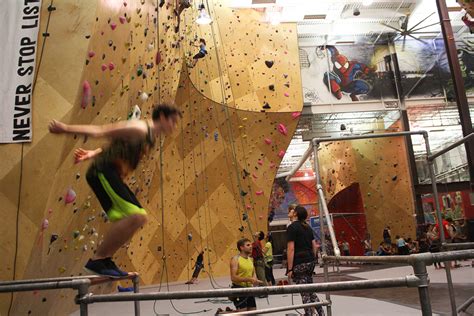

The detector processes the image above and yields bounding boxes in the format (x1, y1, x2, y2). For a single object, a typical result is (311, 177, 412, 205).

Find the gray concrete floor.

(71, 262, 474, 316)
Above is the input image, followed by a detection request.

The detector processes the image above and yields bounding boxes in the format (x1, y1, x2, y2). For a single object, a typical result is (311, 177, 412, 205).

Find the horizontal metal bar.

(227, 300, 331, 315)
(0, 279, 90, 293)
(79, 276, 420, 304)
(312, 131, 427, 145)
(324, 249, 474, 265)
(428, 133, 474, 161)
(0, 273, 138, 286)
(442, 242, 474, 250)
(457, 296, 474, 313)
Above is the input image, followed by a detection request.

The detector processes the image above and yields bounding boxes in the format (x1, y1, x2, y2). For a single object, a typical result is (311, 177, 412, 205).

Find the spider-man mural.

(321, 45, 376, 101)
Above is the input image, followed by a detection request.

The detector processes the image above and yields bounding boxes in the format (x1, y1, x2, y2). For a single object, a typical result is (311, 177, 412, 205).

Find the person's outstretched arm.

(49, 119, 147, 140)
(74, 147, 103, 164)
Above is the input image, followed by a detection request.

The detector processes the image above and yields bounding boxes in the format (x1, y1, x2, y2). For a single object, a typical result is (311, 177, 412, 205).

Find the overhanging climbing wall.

(318, 133, 416, 246)
(0, 0, 301, 315)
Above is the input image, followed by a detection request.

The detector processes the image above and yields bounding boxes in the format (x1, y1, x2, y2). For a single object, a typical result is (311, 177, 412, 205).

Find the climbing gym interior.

(1, 0, 473, 315)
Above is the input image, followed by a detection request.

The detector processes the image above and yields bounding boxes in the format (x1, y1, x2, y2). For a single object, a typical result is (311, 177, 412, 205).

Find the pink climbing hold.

(284, 92, 289, 97)
(88, 51, 95, 58)
(264, 138, 272, 145)
(246, 205, 252, 210)
(42, 219, 49, 230)
(252, 174, 258, 179)
(269, 163, 276, 169)
(65, 188, 76, 204)
(119, 16, 127, 24)
(110, 22, 117, 30)
(101, 64, 107, 71)
(277, 123, 288, 136)
(108, 62, 115, 71)
(257, 159, 263, 166)
(278, 150, 285, 158)
(256, 190, 264, 196)
(81, 80, 92, 109)
(292, 112, 301, 119)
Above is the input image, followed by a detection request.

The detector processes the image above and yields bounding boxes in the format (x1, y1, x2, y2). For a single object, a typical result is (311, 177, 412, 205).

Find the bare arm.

(74, 147, 103, 164)
(312, 240, 319, 258)
(287, 241, 295, 272)
(49, 119, 148, 140)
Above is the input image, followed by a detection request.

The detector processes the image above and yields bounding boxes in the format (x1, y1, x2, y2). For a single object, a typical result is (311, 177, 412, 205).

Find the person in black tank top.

(286, 206, 325, 316)
(49, 104, 181, 278)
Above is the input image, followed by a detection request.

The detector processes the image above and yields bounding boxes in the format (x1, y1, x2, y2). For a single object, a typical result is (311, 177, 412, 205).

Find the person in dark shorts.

(49, 104, 181, 277)
(186, 251, 204, 284)
(189, 38, 207, 68)
(229, 238, 262, 312)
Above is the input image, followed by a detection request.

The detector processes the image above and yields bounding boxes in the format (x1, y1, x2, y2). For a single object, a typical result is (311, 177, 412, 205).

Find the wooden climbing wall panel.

(0, 0, 301, 315)
(318, 132, 416, 247)
(183, 0, 302, 112)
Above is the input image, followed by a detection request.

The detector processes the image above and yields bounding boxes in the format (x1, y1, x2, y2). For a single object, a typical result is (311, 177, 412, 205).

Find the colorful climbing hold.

(139, 92, 148, 102)
(255, 190, 264, 196)
(265, 60, 274, 68)
(214, 132, 218, 141)
(277, 123, 288, 136)
(108, 62, 115, 71)
(119, 16, 127, 24)
(110, 22, 117, 30)
(264, 138, 272, 145)
(88, 51, 95, 58)
(155, 52, 161, 64)
(278, 150, 285, 158)
(81, 80, 91, 109)
(65, 188, 76, 204)
(101, 64, 107, 71)
(292, 112, 301, 119)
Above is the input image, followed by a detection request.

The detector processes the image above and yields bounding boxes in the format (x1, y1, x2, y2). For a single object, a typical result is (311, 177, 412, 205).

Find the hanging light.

(196, 3, 212, 25)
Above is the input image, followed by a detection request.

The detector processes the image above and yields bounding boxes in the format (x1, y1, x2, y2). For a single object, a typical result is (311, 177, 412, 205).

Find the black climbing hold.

(265, 60, 274, 68)
(48, 4, 56, 11)
(240, 190, 248, 197)
(85, 35, 91, 39)
(238, 226, 244, 232)
(242, 213, 248, 221)
(269, 84, 275, 91)
(392, 176, 398, 181)
(262, 102, 271, 109)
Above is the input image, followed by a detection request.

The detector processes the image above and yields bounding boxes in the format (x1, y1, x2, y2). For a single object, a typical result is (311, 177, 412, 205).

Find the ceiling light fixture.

(196, 3, 212, 25)
(362, 0, 374, 6)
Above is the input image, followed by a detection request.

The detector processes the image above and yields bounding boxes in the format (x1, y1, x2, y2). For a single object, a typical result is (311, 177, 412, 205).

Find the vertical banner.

(0, 0, 42, 143)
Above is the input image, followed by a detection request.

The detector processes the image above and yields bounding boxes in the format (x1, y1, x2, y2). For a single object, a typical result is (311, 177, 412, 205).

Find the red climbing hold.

(277, 123, 288, 136)
(101, 64, 107, 71)
(108, 62, 115, 71)
(264, 138, 272, 145)
(278, 150, 285, 158)
(65, 188, 76, 204)
(81, 80, 92, 109)
(88, 51, 95, 58)
(119, 16, 127, 24)
(256, 190, 264, 196)
(292, 112, 301, 119)
(110, 22, 117, 30)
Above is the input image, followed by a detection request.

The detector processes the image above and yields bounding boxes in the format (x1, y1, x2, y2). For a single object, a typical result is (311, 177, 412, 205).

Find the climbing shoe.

(84, 258, 122, 278)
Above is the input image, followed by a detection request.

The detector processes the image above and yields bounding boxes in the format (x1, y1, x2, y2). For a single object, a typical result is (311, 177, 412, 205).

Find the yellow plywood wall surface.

(0, 0, 301, 315)
(184, 2, 302, 112)
(318, 134, 416, 246)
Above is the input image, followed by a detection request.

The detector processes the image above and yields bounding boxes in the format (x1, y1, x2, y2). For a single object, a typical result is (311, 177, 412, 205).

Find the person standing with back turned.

(49, 104, 181, 277)
(287, 205, 325, 316)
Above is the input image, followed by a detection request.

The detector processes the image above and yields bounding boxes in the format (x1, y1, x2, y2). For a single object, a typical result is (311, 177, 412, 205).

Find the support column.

(436, 0, 474, 190)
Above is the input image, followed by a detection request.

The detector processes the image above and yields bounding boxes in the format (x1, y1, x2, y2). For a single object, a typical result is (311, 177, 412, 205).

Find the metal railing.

(0, 274, 141, 316)
(282, 130, 474, 315)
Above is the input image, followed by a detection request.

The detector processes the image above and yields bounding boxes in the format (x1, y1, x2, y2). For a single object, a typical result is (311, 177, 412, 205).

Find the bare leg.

(93, 214, 147, 260)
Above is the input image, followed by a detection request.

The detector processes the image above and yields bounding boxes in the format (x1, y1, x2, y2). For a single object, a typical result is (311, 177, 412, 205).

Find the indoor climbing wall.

(0, 0, 301, 315)
(183, 1, 301, 112)
(318, 132, 416, 246)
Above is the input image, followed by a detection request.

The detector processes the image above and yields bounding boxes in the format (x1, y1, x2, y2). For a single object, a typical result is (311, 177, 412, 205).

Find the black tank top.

(94, 121, 155, 171)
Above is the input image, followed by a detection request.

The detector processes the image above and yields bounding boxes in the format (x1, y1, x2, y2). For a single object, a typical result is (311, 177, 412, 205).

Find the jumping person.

(287, 205, 325, 316)
(185, 251, 204, 284)
(49, 104, 181, 277)
(229, 238, 263, 312)
(188, 38, 207, 68)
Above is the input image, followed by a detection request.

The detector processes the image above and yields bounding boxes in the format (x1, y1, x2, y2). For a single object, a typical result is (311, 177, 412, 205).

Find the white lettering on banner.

(0, 0, 41, 143)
